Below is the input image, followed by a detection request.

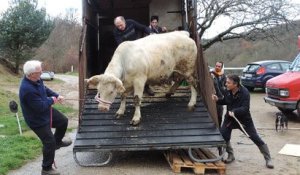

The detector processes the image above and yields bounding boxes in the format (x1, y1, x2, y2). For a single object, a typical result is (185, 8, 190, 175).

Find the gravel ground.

(7, 78, 300, 175)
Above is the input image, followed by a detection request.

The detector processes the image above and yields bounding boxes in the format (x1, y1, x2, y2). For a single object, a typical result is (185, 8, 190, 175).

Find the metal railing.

(224, 67, 244, 75)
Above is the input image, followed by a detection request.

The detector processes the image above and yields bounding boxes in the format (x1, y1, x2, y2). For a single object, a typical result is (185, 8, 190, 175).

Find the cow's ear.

(115, 79, 125, 93)
(87, 75, 101, 86)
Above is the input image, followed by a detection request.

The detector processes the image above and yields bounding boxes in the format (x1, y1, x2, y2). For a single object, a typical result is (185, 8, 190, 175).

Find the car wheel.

(278, 107, 294, 114)
(245, 86, 254, 92)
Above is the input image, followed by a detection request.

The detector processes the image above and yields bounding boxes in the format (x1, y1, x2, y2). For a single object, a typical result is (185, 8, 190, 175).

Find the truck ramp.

(73, 89, 225, 166)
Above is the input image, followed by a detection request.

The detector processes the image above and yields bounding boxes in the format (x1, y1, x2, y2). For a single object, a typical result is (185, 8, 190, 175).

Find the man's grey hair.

(114, 16, 125, 24)
(23, 60, 42, 76)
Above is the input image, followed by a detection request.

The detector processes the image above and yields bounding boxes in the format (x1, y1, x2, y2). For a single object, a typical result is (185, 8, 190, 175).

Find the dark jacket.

(149, 26, 164, 34)
(19, 77, 58, 128)
(217, 86, 252, 127)
(211, 71, 226, 98)
(113, 19, 151, 45)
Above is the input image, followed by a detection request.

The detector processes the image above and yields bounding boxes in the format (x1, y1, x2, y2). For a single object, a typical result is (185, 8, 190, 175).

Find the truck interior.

(75, 0, 225, 166)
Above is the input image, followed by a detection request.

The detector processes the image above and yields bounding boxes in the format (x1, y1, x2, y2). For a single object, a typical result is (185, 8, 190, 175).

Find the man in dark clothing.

(149, 15, 167, 34)
(113, 16, 154, 96)
(210, 61, 226, 127)
(19, 60, 72, 175)
(212, 74, 274, 169)
(113, 16, 151, 45)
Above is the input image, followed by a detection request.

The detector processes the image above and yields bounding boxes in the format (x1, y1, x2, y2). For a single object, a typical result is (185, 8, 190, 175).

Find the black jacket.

(113, 19, 151, 45)
(217, 86, 252, 127)
(211, 71, 226, 98)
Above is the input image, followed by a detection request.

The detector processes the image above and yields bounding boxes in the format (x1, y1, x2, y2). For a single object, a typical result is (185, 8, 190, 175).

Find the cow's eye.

(110, 91, 113, 94)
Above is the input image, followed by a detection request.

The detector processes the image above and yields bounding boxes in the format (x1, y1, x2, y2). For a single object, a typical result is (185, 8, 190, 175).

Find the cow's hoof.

(187, 105, 195, 112)
(165, 93, 174, 98)
(130, 119, 140, 126)
(115, 113, 124, 119)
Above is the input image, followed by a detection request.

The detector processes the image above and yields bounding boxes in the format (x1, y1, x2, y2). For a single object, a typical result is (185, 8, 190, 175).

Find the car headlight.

(279, 89, 289, 97)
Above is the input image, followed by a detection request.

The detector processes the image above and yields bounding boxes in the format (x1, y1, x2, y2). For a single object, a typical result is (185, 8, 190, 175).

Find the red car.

(264, 53, 300, 115)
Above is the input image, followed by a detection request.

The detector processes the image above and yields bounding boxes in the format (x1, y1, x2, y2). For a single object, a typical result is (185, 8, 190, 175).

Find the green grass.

(0, 136, 41, 175)
(0, 89, 30, 136)
(0, 77, 76, 174)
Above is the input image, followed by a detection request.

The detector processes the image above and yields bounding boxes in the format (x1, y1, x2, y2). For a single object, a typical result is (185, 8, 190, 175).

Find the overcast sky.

(0, 0, 82, 19)
(0, 0, 299, 38)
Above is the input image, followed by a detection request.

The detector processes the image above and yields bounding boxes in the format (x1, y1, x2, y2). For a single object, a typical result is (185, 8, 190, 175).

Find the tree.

(197, 0, 300, 50)
(0, 0, 54, 73)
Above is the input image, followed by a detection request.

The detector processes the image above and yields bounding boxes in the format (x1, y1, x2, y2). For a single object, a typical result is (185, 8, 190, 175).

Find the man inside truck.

(113, 16, 154, 96)
(212, 74, 274, 169)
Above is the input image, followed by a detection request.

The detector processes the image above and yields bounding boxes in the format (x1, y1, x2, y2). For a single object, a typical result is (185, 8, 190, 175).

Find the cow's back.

(112, 31, 197, 83)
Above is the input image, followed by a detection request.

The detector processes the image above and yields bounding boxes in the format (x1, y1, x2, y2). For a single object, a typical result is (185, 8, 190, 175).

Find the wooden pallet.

(164, 148, 226, 175)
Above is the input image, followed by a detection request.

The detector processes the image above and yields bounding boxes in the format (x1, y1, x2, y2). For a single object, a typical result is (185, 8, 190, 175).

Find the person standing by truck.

(210, 61, 226, 127)
(19, 60, 72, 175)
(212, 74, 274, 169)
(113, 16, 154, 96)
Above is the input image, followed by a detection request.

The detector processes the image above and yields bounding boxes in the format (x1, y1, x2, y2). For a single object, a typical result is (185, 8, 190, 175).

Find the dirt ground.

(8, 76, 300, 175)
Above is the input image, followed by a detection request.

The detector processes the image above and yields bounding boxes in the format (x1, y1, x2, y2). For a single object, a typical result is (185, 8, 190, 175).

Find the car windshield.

(290, 53, 300, 72)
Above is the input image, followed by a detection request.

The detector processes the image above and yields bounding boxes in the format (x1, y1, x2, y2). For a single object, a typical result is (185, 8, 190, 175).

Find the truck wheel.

(278, 107, 294, 114)
(297, 102, 300, 117)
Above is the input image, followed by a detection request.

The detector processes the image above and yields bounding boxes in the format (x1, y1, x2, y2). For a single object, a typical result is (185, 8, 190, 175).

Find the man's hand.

(212, 94, 218, 101)
(228, 111, 234, 117)
(57, 95, 65, 103)
(52, 96, 58, 104)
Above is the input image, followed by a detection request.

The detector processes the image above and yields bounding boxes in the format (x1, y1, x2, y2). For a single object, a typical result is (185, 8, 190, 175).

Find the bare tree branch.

(197, 0, 300, 50)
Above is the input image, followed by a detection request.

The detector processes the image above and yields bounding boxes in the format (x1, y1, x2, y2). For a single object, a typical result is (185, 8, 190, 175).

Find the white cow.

(87, 31, 198, 125)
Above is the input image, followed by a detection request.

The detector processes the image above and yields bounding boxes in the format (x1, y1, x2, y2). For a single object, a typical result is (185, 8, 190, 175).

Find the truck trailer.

(74, 0, 225, 166)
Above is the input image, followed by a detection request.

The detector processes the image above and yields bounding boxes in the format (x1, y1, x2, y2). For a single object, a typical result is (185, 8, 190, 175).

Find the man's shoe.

(41, 168, 60, 175)
(56, 140, 72, 150)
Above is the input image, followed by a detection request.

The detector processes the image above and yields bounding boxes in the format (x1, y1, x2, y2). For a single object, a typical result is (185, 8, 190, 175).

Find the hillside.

(204, 20, 300, 67)
(34, 19, 81, 73)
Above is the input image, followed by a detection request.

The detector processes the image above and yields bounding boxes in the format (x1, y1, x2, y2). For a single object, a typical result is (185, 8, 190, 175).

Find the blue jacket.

(113, 19, 151, 45)
(19, 77, 58, 128)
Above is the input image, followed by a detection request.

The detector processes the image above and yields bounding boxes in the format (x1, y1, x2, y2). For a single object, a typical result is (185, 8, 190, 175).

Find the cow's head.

(87, 74, 125, 111)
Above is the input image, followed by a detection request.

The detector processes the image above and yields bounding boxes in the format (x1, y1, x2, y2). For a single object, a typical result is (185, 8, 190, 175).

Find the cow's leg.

(166, 81, 181, 98)
(166, 72, 185, 98)
(130, 81, 144, 125)
(130, 95, 142, 125)
(116, 94, 127, 118)
(186, 76, 197, 111)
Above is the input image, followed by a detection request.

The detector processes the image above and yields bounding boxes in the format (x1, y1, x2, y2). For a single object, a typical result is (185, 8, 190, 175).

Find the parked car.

(241, 60, 291, 91)
(40, 71, 54, 80)
(264, 52, 300, 115)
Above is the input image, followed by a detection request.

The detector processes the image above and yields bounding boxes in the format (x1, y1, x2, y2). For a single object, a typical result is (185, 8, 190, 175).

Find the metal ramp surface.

(73, 89, 225, 166)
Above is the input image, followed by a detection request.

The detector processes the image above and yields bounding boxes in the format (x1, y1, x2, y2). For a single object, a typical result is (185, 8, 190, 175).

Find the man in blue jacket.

(212, 74, 274, 169)
(19, 60, 71, 175)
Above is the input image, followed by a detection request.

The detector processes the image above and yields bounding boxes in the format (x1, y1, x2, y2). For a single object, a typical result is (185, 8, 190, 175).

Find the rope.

(50, 106, 57, 169)
(231, 113, 250, 138)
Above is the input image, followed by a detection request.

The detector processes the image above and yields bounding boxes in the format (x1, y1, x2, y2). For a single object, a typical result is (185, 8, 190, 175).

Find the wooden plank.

(165, 148, 226, 175)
